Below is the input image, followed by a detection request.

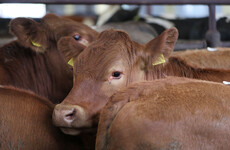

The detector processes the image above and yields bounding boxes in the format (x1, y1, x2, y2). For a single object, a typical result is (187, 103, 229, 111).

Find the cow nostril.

(64, 109, 76, 121)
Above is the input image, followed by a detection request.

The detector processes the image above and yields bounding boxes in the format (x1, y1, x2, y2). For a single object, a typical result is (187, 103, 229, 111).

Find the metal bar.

(174, 40, 207, 51)
(1, 0, 230, 4)
(146, 5, 152, 15)
(205, 4, 221, 47)
(174, 41, 230, 51)
(221, 42, 230, 47)
(208, 4, 216, 31)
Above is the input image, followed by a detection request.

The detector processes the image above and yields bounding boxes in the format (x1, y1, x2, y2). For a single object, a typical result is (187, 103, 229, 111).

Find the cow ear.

(57, 36, 86, 66)
(9, 17, 47, 53)
(144, 27, 178, 65)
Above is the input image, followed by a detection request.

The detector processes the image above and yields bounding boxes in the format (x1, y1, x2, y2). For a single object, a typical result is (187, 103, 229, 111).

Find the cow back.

(97, 77, 230, 150)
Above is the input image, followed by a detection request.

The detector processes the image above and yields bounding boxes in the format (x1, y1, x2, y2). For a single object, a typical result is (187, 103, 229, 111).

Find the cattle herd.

(1, 13, 230, 150)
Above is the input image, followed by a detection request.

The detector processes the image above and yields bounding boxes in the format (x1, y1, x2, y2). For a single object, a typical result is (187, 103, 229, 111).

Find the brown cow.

(96, 77, 230, 150)
(172, 48, 230, 70)
(0, 13, 98, 103)
(52, 27, 230, 135)
(0, 85, 88, 150)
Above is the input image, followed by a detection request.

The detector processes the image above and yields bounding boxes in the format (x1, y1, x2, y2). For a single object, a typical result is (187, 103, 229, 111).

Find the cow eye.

(73, 35, 81, 40)
(112, 71, 122, 79)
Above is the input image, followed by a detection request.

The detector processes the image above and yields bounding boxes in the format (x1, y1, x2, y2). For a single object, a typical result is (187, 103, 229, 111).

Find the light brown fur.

(172, 48, 230, 69)
(96, 77, 230, 150)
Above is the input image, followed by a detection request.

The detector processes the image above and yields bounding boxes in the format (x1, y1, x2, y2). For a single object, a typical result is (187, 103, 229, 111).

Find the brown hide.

(53, 28, 230, 135)
(0, 41, 72, 104)
(152, 56, 230, 83)
(172, 47, 230, 70)
(96, 77, 230, 150)
(0, 86, 87, 150)
(0, 13, 98, 104)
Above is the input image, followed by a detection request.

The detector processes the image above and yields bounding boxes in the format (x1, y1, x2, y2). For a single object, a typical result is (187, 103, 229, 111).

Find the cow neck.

(163, 57, 196, 78)
(44, 44, 73, 103)
(1, 40, 72, 103)
(146, 57, 196, 81)
(163, 57, 212, 79)
(0, 41, 52, 98)
(149, 56, 230, 83)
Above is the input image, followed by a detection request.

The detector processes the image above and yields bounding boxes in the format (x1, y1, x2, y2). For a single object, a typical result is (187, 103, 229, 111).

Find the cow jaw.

(60, 128, 81, 135)
(60, 126, 97, 135)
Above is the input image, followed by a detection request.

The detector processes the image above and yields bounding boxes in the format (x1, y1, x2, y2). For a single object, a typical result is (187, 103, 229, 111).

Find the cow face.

(52, 28, 178, 135)
(9, 13, 98, 56)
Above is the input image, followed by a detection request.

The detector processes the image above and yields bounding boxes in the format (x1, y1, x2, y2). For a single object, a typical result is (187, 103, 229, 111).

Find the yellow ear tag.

(68, 58, 74, 67)
(152, 54, 166, 66)
(31, 40, 42, 47)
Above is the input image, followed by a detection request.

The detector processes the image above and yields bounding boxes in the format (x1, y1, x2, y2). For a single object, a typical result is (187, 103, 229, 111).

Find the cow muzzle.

(52, 104, 92, 135)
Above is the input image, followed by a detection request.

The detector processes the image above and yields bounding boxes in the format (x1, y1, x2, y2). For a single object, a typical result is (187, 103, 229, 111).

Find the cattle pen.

(1, 0, 230, 50)
(2, 1, 230, 149)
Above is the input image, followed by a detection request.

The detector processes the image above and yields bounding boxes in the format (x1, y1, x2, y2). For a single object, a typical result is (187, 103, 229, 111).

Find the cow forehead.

(77, 41, 129, 65)
(74, 49, 129, 82)
(75, 52, 123, 78)
(41, 20, 91, 42)
(74, 30, 141, 77)
(84, 30, 134, 56)
(42, 17, 86, 33)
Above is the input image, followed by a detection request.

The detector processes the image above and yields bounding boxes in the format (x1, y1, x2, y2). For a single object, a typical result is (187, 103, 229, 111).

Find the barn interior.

(1, 1, 230, 50)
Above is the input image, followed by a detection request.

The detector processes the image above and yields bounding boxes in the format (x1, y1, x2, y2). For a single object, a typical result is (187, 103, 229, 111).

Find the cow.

(52, 27, 230, 135)
(0, 13, 98, 104)
(0, 85, 88, 150)
(96, 77, 230, 150)
(172, 48, 230, 70)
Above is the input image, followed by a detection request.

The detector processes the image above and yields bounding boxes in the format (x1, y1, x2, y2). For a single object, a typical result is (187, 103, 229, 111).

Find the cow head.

(9, 13, 98, 56)
(52, 28, 178, 135)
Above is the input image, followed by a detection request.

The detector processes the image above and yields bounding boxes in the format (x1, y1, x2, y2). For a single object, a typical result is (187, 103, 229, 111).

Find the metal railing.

(1, 0, 230, 50)
(0, 0, 230, 5)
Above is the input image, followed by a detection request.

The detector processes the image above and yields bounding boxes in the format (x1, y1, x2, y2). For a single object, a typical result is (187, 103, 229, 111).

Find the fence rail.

(1, 0, 230, 4)
(1, 0, 230, 49)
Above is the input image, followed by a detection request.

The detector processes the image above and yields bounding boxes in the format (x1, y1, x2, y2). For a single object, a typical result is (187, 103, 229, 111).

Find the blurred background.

(1, 4, 230, 48)
(1, 4, 230, 21)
